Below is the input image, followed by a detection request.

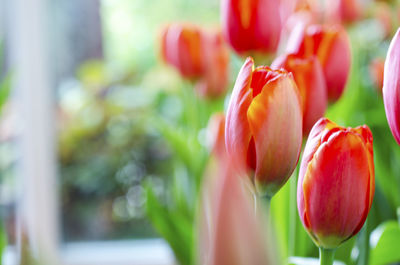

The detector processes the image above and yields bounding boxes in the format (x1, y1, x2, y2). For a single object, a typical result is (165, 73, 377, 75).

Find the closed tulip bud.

(196, 32, 230, 99)
(225, 57, 302, 197)
(161, 24, 204, 78)
(383, 28, 400, 145)
(272, 54, 327, 135)
(369, 57, 385, 94)
(287, 24, 351, 102)
(221, 0, 283, 54)
(298, 118, 375, 249)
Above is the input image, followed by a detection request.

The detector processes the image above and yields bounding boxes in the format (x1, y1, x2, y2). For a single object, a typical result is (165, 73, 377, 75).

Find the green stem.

(289, 163, 300, 256)
(397, 207, 400, 226)
(319, 248, 336, 265)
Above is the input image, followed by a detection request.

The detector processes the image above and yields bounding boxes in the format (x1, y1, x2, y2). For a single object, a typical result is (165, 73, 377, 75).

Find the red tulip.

(383, 28, 400, 145)
(369, 57, 384, 94)
(196, 32, 230, 99)
(297, 118, 375, 249)
(272, 54, 327, 135)
(221, 0, 283, 54)
(287, 24, 351, 102)
(161, 24, 204, 78)
(225, 57, 302, 197)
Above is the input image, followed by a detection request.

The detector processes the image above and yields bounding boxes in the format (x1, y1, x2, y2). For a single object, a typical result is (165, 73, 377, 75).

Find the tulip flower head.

(196, 32, 230, 99)
(287, 24, 351, 102)
(221, 0, 283, 54)
(383, 28, 400, 145)
(160, 24, 230, 99)
(161, 24, 204, 78)
(297, 118, 374, 249)
(225, 57, 302, 197)
(272, 54, 327, 135)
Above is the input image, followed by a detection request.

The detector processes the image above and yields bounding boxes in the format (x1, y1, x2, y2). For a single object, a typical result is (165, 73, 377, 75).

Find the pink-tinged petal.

(198, 162, 275, 265)
(225, 57, 254, 174)
(247, 73, 302, 196)
(383, 28, 400, 145)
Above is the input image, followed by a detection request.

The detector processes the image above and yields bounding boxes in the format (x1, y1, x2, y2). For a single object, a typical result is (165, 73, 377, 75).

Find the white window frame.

(5, 0, 175, 264)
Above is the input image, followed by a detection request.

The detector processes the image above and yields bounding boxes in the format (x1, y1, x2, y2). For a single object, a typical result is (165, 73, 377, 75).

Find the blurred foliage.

(0, 41, 12, 263)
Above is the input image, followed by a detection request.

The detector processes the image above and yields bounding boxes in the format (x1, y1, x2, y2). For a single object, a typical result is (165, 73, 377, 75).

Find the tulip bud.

(196, 32, 230, 99)
(221, 0, 283, 54)
(161, 24, 204, 78)
(272, 54, 327, 135)
(383, 28, 400, 145)
(297, 118, 375, 249)
(287, 24, 351, 102)
(225, 57, 302, 197)
(369, 57, 384, 94)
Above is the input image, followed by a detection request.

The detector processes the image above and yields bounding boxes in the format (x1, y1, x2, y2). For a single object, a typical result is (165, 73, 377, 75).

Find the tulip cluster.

(157, 0, 383, 263)
(161, 24, 229, 99)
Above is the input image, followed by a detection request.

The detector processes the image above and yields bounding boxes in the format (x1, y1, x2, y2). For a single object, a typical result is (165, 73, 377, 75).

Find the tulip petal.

(247, 73, 302, 196)
(225, 57, 254, 174)
(302, 131, 370, 248)
(383, 29, 400, 145)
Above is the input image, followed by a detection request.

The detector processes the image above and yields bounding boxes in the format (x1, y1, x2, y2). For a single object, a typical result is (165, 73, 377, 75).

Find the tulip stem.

(397, 207, 400, 226)
(319, 248, 336, 265)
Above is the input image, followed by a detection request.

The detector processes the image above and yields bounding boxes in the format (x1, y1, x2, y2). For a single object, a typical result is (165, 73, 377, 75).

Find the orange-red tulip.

(225, 57, 302, 197)
(297, 118, 374, 249)
(221, 0, 283, 54)
(272, 54, 327, 135)
(287, 24, 351, 102)
(161, 24, 203, 78)
(369, 57, 385, 94)
(196, 32, 230, 99)
(383, 28, 400, 145)
(161, 24, 229, 99)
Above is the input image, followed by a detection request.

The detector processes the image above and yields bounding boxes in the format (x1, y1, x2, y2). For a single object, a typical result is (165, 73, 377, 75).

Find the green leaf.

(0, 221, 7, 265)
(369, 221, 400, 265)
(145, 184, 194, 265)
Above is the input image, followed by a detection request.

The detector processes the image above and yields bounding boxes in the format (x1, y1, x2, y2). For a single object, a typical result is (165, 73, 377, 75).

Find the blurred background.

(0, 0, 400, 264)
